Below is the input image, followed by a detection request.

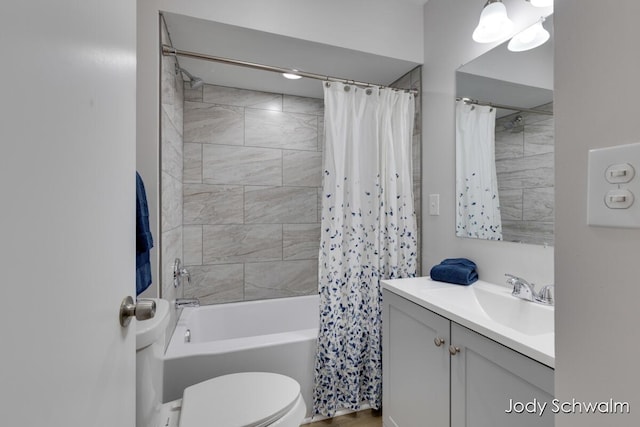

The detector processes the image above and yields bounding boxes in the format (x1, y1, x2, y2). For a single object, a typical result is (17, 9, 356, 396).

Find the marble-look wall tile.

(183, 225, 203, 266)
(524, 118, 554, 156)
(161, 225, 183, 296)
(202, 224, 282, 264)
(184, 264, 244, 305)
(495, 128, 524, 161)
(283, 95, 324, 115)
(410, 67, 421, 89)
(184, 83, 203, 102)
(161, 56, 180, 132)
(162, 172, 182, 232)
(245, 109, 318, 151)
(496, 152, 554, 190)
(283, 150, 322, 187)
(283, 224, 321, 261)
(245, 260, 318, 300)
(245, 186, 318, 224)
(161, 109, 183, 181)
(184, 101, 244, 145)
(502, 220, 554, 246)
(183, 184, 243, 225)
(202, 145, 282, 186)
(203, 84, 282, 111)
(521, 110, 553, 125)
(183, 143, 202, 184)
(523, 187, 554, 221)
(499, 189, 523, 221)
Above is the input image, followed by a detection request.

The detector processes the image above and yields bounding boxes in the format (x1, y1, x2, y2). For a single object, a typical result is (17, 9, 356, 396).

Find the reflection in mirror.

(456, 16, 554, 246)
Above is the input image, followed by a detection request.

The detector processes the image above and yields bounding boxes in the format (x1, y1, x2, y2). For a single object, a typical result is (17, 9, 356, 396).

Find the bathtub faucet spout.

(175, 298, 200, 309)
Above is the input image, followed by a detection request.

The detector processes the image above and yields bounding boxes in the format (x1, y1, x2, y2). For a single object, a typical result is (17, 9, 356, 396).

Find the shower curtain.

(455, 101, 502, 240)
(313, 82, 417, 417)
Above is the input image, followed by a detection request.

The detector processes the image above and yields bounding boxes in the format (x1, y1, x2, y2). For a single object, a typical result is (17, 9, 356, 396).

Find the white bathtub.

(163, 295, 319, 419)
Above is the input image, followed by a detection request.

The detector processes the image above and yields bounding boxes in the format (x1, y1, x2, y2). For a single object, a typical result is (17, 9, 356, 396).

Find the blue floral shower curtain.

(313, 82, 418, 417)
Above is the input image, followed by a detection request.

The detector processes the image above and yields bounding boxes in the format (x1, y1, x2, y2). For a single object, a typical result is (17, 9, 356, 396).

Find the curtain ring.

(344, 85, 351, 92)
(325, 82, 331, 88)
(365, 88, 372, 95)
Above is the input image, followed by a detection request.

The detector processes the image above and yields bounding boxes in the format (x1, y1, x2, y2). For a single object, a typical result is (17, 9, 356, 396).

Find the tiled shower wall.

(160, 20, 184, 343)
(181, 84, 324, 304)
(495, 103, 554, 245)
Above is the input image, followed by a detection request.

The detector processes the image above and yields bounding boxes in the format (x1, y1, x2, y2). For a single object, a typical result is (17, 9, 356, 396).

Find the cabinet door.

(383, 290, 451, 427)
(450, 323, 554, 427)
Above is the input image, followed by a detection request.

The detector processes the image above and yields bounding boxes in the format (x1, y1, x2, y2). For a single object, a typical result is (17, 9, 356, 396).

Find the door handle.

(119, 296, 156, 327)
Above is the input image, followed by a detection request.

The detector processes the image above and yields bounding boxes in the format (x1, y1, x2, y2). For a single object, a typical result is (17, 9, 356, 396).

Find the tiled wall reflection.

(182, 84, 324, 304)
(495, 103, 554, 245)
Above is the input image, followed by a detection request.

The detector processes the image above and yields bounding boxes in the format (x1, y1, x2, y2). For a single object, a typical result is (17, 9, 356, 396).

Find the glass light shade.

(282, 72, 302, 80)
(507, 20, 550, 52)
(530, 0, 553, 7)
(472, 1, 514, 43)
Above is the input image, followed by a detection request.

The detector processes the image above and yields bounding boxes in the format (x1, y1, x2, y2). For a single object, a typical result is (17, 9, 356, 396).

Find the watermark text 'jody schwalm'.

(505, 398, 630, 416)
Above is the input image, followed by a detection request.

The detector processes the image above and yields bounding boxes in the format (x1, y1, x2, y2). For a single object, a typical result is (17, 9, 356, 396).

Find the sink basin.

(416, 281, 554, 336)
(472, 285, 554, 335)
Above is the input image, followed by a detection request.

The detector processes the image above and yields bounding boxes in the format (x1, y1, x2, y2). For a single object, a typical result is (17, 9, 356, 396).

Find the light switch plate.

(587, 142, 640, 228)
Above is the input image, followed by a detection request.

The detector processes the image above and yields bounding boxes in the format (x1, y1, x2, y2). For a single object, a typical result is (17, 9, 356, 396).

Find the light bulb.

(508, 19, 550, 52)
(472, 1, 515, 43)
(530, 0, 553, 7)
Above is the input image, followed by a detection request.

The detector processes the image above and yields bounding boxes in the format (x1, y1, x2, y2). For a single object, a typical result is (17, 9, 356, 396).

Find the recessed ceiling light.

(282, 71, 302, 80)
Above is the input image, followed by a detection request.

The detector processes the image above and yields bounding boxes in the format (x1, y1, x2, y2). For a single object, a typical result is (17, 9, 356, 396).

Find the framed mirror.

(455, 16, 554, 246)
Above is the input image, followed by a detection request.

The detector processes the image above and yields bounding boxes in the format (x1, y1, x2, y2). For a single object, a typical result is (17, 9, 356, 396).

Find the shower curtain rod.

(457, 97, 553, 116)
(162, 45, 418, 95)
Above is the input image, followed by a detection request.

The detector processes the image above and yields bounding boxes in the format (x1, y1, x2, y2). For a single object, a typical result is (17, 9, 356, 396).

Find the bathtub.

(163, 295, 319, 419)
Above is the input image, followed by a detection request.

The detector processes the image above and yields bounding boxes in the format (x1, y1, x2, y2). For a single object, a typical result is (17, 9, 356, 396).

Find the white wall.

(421, 0, 554, 286)
(554, 1, 640, 425)
(137, 0, 425, 295)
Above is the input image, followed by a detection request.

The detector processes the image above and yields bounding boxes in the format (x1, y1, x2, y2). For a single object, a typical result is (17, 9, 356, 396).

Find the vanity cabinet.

(382, 289, 554, 427)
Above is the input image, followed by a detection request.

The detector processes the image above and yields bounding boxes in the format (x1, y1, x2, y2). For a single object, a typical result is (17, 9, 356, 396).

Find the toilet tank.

(136, 299, 170, 427)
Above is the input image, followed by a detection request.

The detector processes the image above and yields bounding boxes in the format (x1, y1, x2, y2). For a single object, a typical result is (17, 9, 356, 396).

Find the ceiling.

(163, 12, 421, 99)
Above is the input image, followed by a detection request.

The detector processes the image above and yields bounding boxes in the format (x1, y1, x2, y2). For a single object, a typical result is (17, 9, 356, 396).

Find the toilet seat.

(179, 372, 302, 427)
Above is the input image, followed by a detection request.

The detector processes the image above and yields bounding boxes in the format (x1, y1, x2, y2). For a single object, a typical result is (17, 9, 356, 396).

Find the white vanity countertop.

(382, 277, 555, 368)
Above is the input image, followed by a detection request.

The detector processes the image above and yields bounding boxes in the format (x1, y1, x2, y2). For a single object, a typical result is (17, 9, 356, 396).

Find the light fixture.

(529, 0, 553, 7)
(507, 17, 550, 52)
(282, 70, 302, 80)
(472, 0, 515, 43)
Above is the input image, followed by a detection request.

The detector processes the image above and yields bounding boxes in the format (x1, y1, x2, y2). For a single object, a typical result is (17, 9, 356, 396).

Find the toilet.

(136, 299, 306, 427)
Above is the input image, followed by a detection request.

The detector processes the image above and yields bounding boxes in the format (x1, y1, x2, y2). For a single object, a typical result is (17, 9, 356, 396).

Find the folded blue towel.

(430, 258, 478, 286)
(136, 172, 154, 295)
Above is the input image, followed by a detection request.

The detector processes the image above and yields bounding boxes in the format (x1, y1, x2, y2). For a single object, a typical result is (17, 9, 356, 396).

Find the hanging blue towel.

(430, 258, 478, 286)
(136, 172, 154, 295)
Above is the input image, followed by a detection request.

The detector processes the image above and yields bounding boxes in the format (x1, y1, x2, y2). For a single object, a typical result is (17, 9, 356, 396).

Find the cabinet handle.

(434, 337, 446, 347)
(449, 345, 461, 356)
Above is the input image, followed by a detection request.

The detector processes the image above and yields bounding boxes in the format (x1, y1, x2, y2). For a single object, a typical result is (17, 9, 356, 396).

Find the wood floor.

(306, 409, 382, 427)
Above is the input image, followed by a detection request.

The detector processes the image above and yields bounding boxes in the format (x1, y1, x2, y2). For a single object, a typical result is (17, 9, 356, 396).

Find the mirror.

(455, 16, 554, 246)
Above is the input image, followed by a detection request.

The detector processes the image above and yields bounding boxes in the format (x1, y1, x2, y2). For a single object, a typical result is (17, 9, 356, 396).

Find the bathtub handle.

(185, 329, 191, 343)
(173, 258, 191, 287)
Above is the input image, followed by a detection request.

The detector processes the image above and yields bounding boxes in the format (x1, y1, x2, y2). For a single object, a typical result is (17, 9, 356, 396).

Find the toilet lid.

(179, 372, 301, 427)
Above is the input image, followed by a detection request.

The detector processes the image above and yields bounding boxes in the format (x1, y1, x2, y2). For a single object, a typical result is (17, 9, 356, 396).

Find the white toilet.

(136, 299, 307, 427)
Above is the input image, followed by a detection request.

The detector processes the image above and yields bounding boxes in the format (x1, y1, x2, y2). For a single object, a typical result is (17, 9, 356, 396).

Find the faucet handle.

(505, 273, 531, 287)
(536, 284, 555, 305)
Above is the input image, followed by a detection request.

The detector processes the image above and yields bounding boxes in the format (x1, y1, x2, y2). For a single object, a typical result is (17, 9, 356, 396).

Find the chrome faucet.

(175, 298, 200, 309)
(505, 274, 554, 306)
